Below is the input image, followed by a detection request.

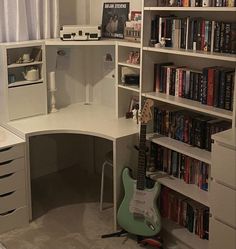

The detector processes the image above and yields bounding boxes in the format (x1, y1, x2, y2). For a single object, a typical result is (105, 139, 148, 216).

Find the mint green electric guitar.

(117, 99, 161, 237)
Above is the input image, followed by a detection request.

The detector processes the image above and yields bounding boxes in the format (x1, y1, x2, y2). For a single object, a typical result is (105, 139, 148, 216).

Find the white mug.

(22, 53, 30, 62)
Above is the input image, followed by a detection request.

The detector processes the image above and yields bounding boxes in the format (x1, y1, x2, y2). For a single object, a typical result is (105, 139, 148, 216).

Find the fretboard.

(137, 124, 147, 190)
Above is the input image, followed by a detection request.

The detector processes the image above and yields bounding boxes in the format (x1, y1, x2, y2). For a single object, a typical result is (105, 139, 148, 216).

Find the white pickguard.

(129, 186, 158, 224)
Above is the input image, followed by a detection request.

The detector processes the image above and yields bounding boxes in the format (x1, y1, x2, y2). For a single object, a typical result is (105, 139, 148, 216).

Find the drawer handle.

(0, 209, 16, 216)
(0, 160, 14, 166)
(0, 191, 15, 198)
(0, 147, 12, 153)
(0, 173, 14, 179)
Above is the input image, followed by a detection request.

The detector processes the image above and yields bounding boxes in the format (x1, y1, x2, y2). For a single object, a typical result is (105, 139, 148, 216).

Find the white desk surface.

(7, 103, 139, 141)
(0, 126, 25, 149)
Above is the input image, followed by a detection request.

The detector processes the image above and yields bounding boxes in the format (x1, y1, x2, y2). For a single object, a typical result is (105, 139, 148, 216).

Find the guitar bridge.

(133, 212, 145, 220)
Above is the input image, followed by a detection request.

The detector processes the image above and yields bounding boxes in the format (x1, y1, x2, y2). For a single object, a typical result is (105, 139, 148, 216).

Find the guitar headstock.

(140, 99, 154, 124)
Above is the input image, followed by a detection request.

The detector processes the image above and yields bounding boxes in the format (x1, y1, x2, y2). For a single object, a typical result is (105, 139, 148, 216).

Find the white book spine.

(186, 17, 189, 50)
(190, 0, 196, 6)
(166, 67, 171, 95)
(175, 68, 179, 97)
(159, 17, 162, 43)
(211, 21, 215, 53)
(202, 0, 210, 7)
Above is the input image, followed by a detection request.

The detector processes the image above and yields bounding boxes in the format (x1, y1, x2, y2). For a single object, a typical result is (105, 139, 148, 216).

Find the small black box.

(124, 74, 140, 85)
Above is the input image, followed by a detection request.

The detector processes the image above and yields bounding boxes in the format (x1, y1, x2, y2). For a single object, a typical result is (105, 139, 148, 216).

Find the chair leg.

(100, 162, 106, 211)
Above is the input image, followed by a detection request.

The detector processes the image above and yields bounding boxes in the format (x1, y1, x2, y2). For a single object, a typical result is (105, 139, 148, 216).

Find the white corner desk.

(4, 102, 139, 231)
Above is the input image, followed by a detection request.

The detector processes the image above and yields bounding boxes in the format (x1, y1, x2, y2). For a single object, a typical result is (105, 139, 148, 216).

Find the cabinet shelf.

(118, 84, 140, 93)
(147, 133, 212, 164)
(143, 47, 236, 62)
(7, 61, 43, 69)
(8, 79, 43, 88)
(162, 218, 209, 249)
(144, 7, 236, 12)
(142, 92, 233, 120)
(118, 62, 140, 69)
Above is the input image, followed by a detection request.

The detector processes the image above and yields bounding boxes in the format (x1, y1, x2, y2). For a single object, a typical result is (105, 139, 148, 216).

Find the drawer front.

(8, 83, 47, 120)
(212, 143, 236, 188)
(209, 218, 236, 249)
(0, 157, 24, 177)
(0, 144, 24, 163)
(0, 188, 26, 214)
(210, 181, 236, 228)
(0, 170, 25, 195)
(0, 206, 28, 234)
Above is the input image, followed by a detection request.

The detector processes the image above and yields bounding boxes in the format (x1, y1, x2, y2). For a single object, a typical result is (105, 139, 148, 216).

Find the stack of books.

(153, 106, 231, 151)
(153, 62, 235, 111)
(160, 186, 209, 240)
(151, 144, 209, 191)
(157, 0, 236, 7)
(150, 15, 236, 54)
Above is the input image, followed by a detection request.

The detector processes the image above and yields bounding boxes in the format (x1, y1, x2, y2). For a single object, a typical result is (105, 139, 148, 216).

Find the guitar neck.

(137, 124, 147, 191)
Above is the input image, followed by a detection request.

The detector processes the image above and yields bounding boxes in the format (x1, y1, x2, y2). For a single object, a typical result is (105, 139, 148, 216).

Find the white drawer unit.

(210, 129, 236, 249)
(0, 207, 28, 234)
(212, 142, 236, 189)
(210, 181, 236, 228)
(209, 218, 236, 249)
(0, 144, 24, 163)
(0, 126, 28, 234)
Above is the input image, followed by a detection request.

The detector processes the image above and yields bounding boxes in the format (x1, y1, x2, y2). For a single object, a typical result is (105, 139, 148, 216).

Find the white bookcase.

(140, 1, 236, 249)
(0, 40, 48, 122)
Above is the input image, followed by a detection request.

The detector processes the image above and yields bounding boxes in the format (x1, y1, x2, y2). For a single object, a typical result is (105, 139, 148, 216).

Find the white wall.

(89, 0, 142, 25)
(59, 0, 142, 26)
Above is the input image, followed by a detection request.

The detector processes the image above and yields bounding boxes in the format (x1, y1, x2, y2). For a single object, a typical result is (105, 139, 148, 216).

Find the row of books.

(150, 16, 236, 54)
(153, 62, 235, 111)
(151, 143, 209, 191)
(153, 106, 231, 151)
(160, 186, 209, 240)
(157, 0, 236, 7)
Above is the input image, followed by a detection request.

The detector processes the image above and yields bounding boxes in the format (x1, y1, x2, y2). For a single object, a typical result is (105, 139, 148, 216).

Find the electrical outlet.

(57, 48, 70, 57)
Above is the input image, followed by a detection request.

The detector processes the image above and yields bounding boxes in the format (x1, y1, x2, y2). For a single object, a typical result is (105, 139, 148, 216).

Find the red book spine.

(207, 68, 215, 106)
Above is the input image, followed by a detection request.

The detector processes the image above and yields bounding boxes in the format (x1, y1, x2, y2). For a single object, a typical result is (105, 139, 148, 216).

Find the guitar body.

(117, 168, 161, 237)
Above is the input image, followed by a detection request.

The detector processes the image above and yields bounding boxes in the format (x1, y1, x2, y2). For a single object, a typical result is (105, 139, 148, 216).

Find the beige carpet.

(0, 203, 143, 249)
(0, 166, 144, 249)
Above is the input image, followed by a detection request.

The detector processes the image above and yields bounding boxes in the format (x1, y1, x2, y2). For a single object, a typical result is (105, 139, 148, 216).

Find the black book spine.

(223, 23, 231, 53)
(213, 69, 221, 107)
(219, 70, 227, 109)
(189, 72, 194, 100)
(197, 19, 202, 50)
(225, 72, 233, 110)
(188, 19, 194, 50)
(214, 21, 221, 53)
(166, 18, 173, 47)
(193, 73, 200, 101)
(180, 18, 187, 49)
(231, 23, 236, 54)
(219, 22, 225, 52)
(201, 68, 208, 105)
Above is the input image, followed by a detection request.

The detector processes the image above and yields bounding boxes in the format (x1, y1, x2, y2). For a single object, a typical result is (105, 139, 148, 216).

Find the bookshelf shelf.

(162, 218, 209, 249)
(117, 41, 141, 48)
(143, 47, 236, 62)
(144, 7, 236, 12)
(156, 176, 209, 207)
(118, 84, 140, 93)
(118, 62, 140, 69)
(147, 133, 212, 164)
(8, 79, 43, 88)
(8, 61, 43, 69)
(142, 92, 233, 120)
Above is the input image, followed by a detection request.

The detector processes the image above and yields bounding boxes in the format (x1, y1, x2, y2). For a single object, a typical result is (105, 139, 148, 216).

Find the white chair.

(100, 151, 113, 211)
